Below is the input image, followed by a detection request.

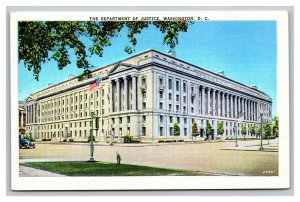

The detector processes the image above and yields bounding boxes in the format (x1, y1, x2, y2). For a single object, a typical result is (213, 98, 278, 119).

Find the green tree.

(173, 122, 180, 142)
(241, 123, 247, 140)
(256, 125, 262, 139)
(273, 115, 279, 138)
(191, 122, 199, 142)
(205, 120, 213, 141)
(217, 121, 224, 135)
(263, 122, 272, 144)
(249, 124, 255, 136)
(18, 21, 193, 80)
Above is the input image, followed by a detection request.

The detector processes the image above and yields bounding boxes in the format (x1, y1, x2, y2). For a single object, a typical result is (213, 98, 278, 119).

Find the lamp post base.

(235, 144, 238, 147)
(259, 147, 264, 151)
(88, 158, 96, 162)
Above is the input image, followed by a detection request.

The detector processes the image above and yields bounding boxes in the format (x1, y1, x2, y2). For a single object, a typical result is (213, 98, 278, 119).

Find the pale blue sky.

(18, 20, 277, 115)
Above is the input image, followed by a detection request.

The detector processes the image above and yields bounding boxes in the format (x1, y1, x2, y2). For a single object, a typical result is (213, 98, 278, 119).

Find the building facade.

(24, 49, 272, 141)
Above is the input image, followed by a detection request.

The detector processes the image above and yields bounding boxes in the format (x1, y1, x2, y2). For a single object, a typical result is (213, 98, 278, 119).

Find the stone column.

(230, 95, 233, 118)
(252, 101, 254, 121)
(201, 86, 205, 115)
(33, 104, 36, 123)
(109, 80, 113, 112)
(248, 100, 250, 120)
(237, 96, 240, 115)
(226, 93, 229, 118)
(241, 98, 246, 119)
(207, 88, 211, 115)
(256, 102, 258, 121)
(217, 91, 221, 117)
(132, 75, 137, 111)
(222, 92, 225, 117)
(26, 106, 28, 124)
(212, 89, 215, 116)
(29, 105, 32, 123)
(123, 76, 128, 111)
(234, 96, 237, 119)
(116, 78, 120, 112)
(21, 112, 24, 127)
(244, 99, 247, 120)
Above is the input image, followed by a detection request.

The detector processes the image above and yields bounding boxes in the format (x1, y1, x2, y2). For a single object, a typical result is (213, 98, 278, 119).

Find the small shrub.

(158, 140, 164, 143)
(131, 137, 140, 143)
(69, 139, 74, 142)
(63, 139, 67, 142)
(87, 135, 95, 142)
(178, 140, 184, 142)
(123, 136, 132, 143)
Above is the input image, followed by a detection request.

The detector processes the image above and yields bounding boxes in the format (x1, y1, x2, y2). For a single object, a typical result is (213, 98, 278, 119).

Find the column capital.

(123, 75, 128, 80)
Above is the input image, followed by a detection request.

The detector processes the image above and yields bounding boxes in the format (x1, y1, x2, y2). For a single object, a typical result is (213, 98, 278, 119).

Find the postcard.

(10, 10, 289, 190)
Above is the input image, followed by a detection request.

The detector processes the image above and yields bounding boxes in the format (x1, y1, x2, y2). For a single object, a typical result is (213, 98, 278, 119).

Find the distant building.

(24, 49, 272, 141)
(19, 101, 26, 137)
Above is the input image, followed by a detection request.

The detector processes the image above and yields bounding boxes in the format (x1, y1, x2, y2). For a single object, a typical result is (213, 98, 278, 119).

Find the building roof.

(31, 49, 270, 100)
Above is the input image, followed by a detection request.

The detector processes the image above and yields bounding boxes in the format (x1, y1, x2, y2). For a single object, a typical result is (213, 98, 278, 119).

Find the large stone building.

(24, 49, 272, 141)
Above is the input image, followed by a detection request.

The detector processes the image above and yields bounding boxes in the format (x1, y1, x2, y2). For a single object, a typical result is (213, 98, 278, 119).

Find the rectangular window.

(183, 96, 186, 103)
(176, 105, 179, 112)
(159, 103, 163, 109)
(183, 82, 186, 93)
(142, 102, 146, 109)
(160, 127, 163, 136)
(159, 78, 163, 85)
(127, 116, 130, 123)
(159, 91, 163, 98)
(142, 127, 146, 136)
(184, 128, 187, 136)
(170, 116, 173, 123)
(176, 95, 179, 101)
(160, 115, 163, 123)
(169, 104, 172, 110)
(177, 117, 180, 123)
(142, 116, 146, 123)
(168, 78, 172, 90)
(176, 80, 179, 91)
(169, 93, 172, 100)
(169, 127, 173, 136)
(184, 118, 187, 124)
(119, 117, 122, 124)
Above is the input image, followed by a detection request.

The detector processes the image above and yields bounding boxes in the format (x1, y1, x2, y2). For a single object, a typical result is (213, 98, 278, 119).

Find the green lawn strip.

(21, 161, 204, 176)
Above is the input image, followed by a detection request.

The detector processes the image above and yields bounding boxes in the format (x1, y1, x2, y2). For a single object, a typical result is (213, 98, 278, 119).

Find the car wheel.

(33, 145, 35, 149)
(24, 144, 28, 149)
(19, 144, 22, 149)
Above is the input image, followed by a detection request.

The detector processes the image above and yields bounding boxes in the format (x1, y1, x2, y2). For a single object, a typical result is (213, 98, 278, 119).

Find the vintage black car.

(19, 138, 35, 149)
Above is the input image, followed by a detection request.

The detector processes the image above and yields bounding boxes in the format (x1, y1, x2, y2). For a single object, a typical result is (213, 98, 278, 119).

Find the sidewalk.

(222, 141, 279, 152)
(19, 165, 65, 177)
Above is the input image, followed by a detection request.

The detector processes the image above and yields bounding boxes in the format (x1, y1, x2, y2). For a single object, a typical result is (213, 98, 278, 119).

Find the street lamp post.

(88, 105, 97, 162)
(259, 110, 264, 151)
(234, 122, 238, 147)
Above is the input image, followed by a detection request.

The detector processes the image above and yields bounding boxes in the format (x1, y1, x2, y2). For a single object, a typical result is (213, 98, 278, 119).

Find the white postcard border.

(10, 10, 290, 190)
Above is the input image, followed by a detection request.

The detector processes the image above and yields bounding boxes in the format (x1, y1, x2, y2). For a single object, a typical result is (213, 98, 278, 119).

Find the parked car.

(19, 138, 35, 149)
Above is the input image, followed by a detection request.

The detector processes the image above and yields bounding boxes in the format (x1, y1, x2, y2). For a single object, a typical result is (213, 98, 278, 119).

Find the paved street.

(19, 139, 278, 176)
